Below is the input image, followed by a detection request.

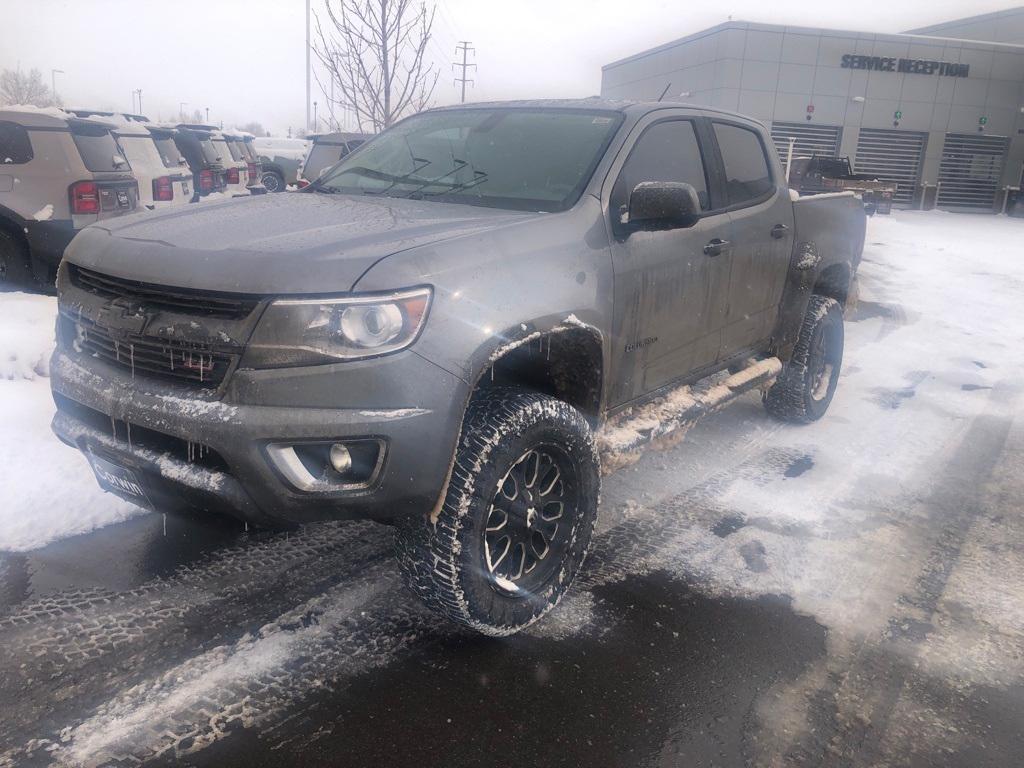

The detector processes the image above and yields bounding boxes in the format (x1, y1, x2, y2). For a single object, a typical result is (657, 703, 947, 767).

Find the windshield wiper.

(417, 170, 489, 198)
(313, 162, 434, 195)
(398, 158, 469, 198)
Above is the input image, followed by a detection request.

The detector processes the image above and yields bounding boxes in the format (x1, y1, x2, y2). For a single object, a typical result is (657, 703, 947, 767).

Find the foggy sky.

(3, 0, 1017, 135)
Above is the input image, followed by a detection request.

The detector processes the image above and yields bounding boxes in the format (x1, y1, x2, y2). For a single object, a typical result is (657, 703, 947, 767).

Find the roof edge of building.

(905, 5, 1024, 34)
(602, 16, 1024, 71)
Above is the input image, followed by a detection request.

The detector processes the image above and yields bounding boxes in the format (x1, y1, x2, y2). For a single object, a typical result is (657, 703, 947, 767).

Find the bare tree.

(313, 0, 439, 134)
(0, 68, 56, 107)
(239, 121, 268, 137)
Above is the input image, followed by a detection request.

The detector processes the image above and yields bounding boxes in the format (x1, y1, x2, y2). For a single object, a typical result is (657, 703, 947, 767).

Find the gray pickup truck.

(50, 100, 865, 635)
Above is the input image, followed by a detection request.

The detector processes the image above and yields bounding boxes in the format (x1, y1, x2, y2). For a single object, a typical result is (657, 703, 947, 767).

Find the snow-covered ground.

(0, 293, 141, 552)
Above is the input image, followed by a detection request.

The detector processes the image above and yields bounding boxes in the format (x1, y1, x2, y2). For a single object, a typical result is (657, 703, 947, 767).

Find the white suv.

(0, 106, 138, 288)
(72, 111, 193, 210)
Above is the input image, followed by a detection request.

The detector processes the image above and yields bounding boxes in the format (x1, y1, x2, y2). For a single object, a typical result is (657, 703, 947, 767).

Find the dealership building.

(601, 7, 1024, 211)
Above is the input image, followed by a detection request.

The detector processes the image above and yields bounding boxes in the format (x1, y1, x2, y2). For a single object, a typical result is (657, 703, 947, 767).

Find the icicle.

(547, 337, 551, 360)
(163, 513, 167, 537)
(126, 421, 132, 451)
(244, 521, 249, 533)
(129, 343, 135, 379)
(169, 348, 174, 371)
(490, 365, 494, 382)
(110, 414, 116, 439)
(199, 354, 204, 383)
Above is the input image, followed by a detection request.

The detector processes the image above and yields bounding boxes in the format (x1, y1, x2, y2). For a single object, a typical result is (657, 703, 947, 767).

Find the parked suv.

(297, 131, 370, 184)
(51, 101, 865, 635)
(171, 124, 226, 202)
(0, 107, 138, 288)
(212, 129, 251, 197)
(254, 137, 309, 192)
(232, 132, 266, 195)
(70, 111, 194, 211)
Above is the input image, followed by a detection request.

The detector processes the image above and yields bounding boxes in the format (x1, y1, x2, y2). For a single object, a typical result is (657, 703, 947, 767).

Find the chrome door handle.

(771, 223, 790, 239)
(703, 238, 731, 256)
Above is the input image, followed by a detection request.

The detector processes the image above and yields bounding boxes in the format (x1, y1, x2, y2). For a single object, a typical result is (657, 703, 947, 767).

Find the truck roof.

(426, 97, 761, 123)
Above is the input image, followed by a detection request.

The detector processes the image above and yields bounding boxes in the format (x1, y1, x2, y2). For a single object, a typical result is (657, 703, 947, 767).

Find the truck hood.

(64, 192, 539, 294)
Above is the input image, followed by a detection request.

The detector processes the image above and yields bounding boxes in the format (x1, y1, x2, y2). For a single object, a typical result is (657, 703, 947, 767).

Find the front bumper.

(50, 346, 468, 525)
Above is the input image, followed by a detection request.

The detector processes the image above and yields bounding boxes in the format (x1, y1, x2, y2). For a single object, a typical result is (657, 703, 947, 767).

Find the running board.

(596, 357, 782, 472)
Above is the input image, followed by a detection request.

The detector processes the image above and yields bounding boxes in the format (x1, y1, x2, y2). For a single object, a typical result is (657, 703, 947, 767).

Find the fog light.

(329, 443, 353, 474)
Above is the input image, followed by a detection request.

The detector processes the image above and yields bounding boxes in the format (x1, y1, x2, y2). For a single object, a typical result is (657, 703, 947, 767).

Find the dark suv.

(51, 100, 865, 634)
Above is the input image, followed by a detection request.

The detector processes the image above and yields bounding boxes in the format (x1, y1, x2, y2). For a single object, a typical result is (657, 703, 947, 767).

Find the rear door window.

(712, 122, 773, 206)
(71, 124, 129, 172)
(152, 136, 185, 169)
(211, 139, 231, 164)
(199, 138, 219, 164)
(0, 122, 33, 164)
(225, 140, 244, 161)
(612, 119, 710, 211)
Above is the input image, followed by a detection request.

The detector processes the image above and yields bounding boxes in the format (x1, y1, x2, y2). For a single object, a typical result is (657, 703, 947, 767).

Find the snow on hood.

(65, 192, 540, 294)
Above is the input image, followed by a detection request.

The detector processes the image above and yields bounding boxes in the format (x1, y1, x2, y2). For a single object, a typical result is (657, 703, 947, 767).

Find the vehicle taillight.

(199, 169, 213, 193)
(246, 162, 258, 185)
(153, 176, 174, 201)
(226, 167, 240, 184)
(69, 181, 100, 214)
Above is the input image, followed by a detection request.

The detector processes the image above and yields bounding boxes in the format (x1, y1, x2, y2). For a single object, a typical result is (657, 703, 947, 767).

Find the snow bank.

(0, 292, 57, 380)
(0, 293, 144, 552)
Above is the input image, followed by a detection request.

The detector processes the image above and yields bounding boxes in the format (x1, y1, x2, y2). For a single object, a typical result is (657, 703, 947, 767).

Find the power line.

(452, 41, 476, 104)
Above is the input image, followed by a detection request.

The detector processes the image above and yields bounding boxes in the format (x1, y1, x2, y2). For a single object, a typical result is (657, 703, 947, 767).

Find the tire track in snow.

(1, 443, 802, 767)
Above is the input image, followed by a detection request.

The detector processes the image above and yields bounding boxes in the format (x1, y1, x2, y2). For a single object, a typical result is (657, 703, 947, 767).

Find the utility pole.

(51, 69, 63, 106)
(205, 106, 210, 123)
(305, 0, 311, 131)
(133, 88, 143, 115)
(179, 102, 187, 121)
(452, 41, 476, 104)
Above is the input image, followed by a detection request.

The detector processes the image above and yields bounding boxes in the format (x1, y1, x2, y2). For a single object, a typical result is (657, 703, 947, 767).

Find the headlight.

(243, 287, 432, 367)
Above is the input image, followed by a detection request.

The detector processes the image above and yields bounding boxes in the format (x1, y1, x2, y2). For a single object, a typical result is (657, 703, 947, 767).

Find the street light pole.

(51, 69, 64, 105)
(306, 0, 311, 132)
(179, 102, 188, 121)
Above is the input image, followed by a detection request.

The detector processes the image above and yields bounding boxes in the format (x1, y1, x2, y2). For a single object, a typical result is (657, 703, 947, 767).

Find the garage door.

(770, 122, 842, 162)
(853, 129, 928, 205)
(937, 133, 1009, 210)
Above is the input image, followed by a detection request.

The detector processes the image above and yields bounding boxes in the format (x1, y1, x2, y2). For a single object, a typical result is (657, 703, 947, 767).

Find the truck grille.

(65, 314, 235, 388)
(70, 265, 259, 320)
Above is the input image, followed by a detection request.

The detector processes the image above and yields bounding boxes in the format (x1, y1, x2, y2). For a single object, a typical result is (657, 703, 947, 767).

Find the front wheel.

(764, 295, 844, 423)
(395, 388, 600, 636)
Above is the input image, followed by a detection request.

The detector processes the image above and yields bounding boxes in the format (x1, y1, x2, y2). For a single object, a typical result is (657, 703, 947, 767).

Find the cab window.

(612, 120, 710, 211)
(712, 122, 773, 206)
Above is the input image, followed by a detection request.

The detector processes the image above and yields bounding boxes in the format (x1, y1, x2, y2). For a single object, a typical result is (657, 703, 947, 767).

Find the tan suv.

(0, 107, 139, 288)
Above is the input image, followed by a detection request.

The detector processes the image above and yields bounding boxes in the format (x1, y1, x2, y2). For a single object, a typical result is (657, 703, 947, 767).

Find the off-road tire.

(764, 295, 844, 424)
(262, 170, 286, 193)
(0, 227, 33, 290)
(395, 387, 600, 636)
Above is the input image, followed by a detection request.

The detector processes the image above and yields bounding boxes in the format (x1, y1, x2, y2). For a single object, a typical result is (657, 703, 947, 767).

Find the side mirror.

(626, 181, 701, 229)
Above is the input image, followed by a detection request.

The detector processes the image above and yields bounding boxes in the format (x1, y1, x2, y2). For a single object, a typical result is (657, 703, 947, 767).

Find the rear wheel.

(764, 295, 844, 423)
(395, 388, 599, 636)
(261, 170, 285, 193)
(0, 227, 32, 290)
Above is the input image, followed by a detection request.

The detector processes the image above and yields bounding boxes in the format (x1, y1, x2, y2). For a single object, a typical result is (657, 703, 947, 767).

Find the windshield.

(317, 108, 623, 212)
